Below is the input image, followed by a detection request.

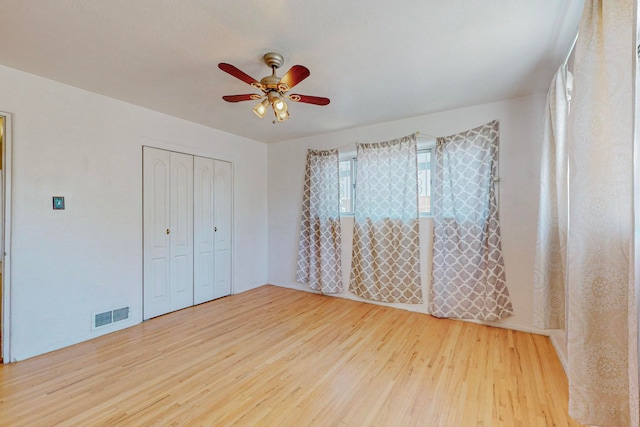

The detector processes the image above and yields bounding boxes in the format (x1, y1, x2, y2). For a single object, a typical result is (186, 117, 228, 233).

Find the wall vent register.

(92, 307, 130, 330)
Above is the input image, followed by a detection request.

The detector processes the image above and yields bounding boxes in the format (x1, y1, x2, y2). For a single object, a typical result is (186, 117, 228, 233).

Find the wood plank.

(0, 285, 583, 426)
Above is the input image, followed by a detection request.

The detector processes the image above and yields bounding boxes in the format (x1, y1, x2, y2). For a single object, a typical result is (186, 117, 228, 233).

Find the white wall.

(268, 94, 546, 333)
(0, 65, 268, 360)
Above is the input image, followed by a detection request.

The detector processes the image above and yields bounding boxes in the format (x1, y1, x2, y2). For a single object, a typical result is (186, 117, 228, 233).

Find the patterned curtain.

(565, 0, 638, 424)
(430, 120, 513, 321)
(296, 149, 343, 294)
(533, 64, 570, 330)
(349, 135, 422, 303)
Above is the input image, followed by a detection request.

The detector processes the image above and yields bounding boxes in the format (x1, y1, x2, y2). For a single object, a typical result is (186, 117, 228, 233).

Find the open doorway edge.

(1, 112, 13, 363)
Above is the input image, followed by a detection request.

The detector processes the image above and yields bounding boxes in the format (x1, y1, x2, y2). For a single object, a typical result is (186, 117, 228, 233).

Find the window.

(339, 159, 355, 214)
(417, 150, 433, 216)
(339, 149, 433, 216)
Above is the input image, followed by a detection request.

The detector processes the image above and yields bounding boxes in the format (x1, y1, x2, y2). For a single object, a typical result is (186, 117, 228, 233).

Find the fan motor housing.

(260, 74, 280, 89)
(263, 52, 284, 69)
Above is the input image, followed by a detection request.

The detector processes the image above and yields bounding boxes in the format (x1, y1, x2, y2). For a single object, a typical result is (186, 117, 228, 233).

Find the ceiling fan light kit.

(219, 52, 330, 124)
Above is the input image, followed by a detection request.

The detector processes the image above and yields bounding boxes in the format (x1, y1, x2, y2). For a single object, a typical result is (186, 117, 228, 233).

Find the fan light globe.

(276, 110, 290, 122)
(252, 98, 269, 118)
(272, 97, 287, 113)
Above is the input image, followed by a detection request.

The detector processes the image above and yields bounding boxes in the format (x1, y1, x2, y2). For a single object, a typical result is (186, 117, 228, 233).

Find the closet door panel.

(169, 152, 194, 312)
(214, 160, 232, 298)
(143, 147, 172, 320)
(194, 156, 215, 304)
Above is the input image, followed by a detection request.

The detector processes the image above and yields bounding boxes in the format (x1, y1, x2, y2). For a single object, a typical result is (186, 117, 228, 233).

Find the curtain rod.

(335, 131, 437, 152)
(563, 32, 579, 67)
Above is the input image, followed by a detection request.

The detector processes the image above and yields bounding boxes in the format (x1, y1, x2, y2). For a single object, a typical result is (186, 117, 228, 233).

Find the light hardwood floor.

(0, 285, 583, 426)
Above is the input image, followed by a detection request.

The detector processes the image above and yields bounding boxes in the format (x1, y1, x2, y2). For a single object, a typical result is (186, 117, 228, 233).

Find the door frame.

(1, 111, 13, 363)
(634, 0, 639, 393)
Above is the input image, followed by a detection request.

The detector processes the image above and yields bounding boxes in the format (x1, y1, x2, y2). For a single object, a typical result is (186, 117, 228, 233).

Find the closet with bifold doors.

(143, 146, 232, 320)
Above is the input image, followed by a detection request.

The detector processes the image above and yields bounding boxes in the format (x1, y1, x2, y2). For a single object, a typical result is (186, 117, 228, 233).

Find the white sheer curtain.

(533, 64, 570, 330)
(564, 0, 638, 424)
(430, 120, 513, 321)
(296, 149, 343, 294)
(349, 135, 422, 303)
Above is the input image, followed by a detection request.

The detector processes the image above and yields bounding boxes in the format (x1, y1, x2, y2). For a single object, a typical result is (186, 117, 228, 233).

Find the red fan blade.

(288, 94, 330, 106)
(222, 94, 262, 103)
(218, 63, 263, 89)
(278, 65, 310, 91)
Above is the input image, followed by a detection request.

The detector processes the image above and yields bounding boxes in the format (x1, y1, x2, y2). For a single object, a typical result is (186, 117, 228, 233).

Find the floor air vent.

(93, 307, 130, 330)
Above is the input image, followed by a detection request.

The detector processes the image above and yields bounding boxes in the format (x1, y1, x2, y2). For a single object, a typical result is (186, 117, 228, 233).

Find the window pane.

(418, 150, 432, 214)
(339, 160, 353, 213)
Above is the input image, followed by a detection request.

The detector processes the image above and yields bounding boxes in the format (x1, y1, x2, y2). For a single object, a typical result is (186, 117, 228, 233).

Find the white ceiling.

(0, 0, 583, 143)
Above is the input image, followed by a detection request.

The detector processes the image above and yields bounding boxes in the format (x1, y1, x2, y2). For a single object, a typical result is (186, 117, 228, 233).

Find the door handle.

(214, 227, 218, 232)
(166, 229, 170, 235)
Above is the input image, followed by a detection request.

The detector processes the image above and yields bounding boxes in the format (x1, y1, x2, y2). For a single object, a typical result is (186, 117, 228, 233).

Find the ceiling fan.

(218, 52, 330, 123)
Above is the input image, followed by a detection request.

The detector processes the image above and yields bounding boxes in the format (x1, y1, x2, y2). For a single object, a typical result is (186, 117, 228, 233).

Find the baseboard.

(268, 282, 551, 337)
(548, 330, 569, 374)
(452, 317, 550, 336)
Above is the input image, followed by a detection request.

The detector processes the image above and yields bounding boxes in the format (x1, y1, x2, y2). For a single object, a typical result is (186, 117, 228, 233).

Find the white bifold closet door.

(143, 148, 194, 319)
(194, 157, 232, 304)
(143, 147, 231, 320)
